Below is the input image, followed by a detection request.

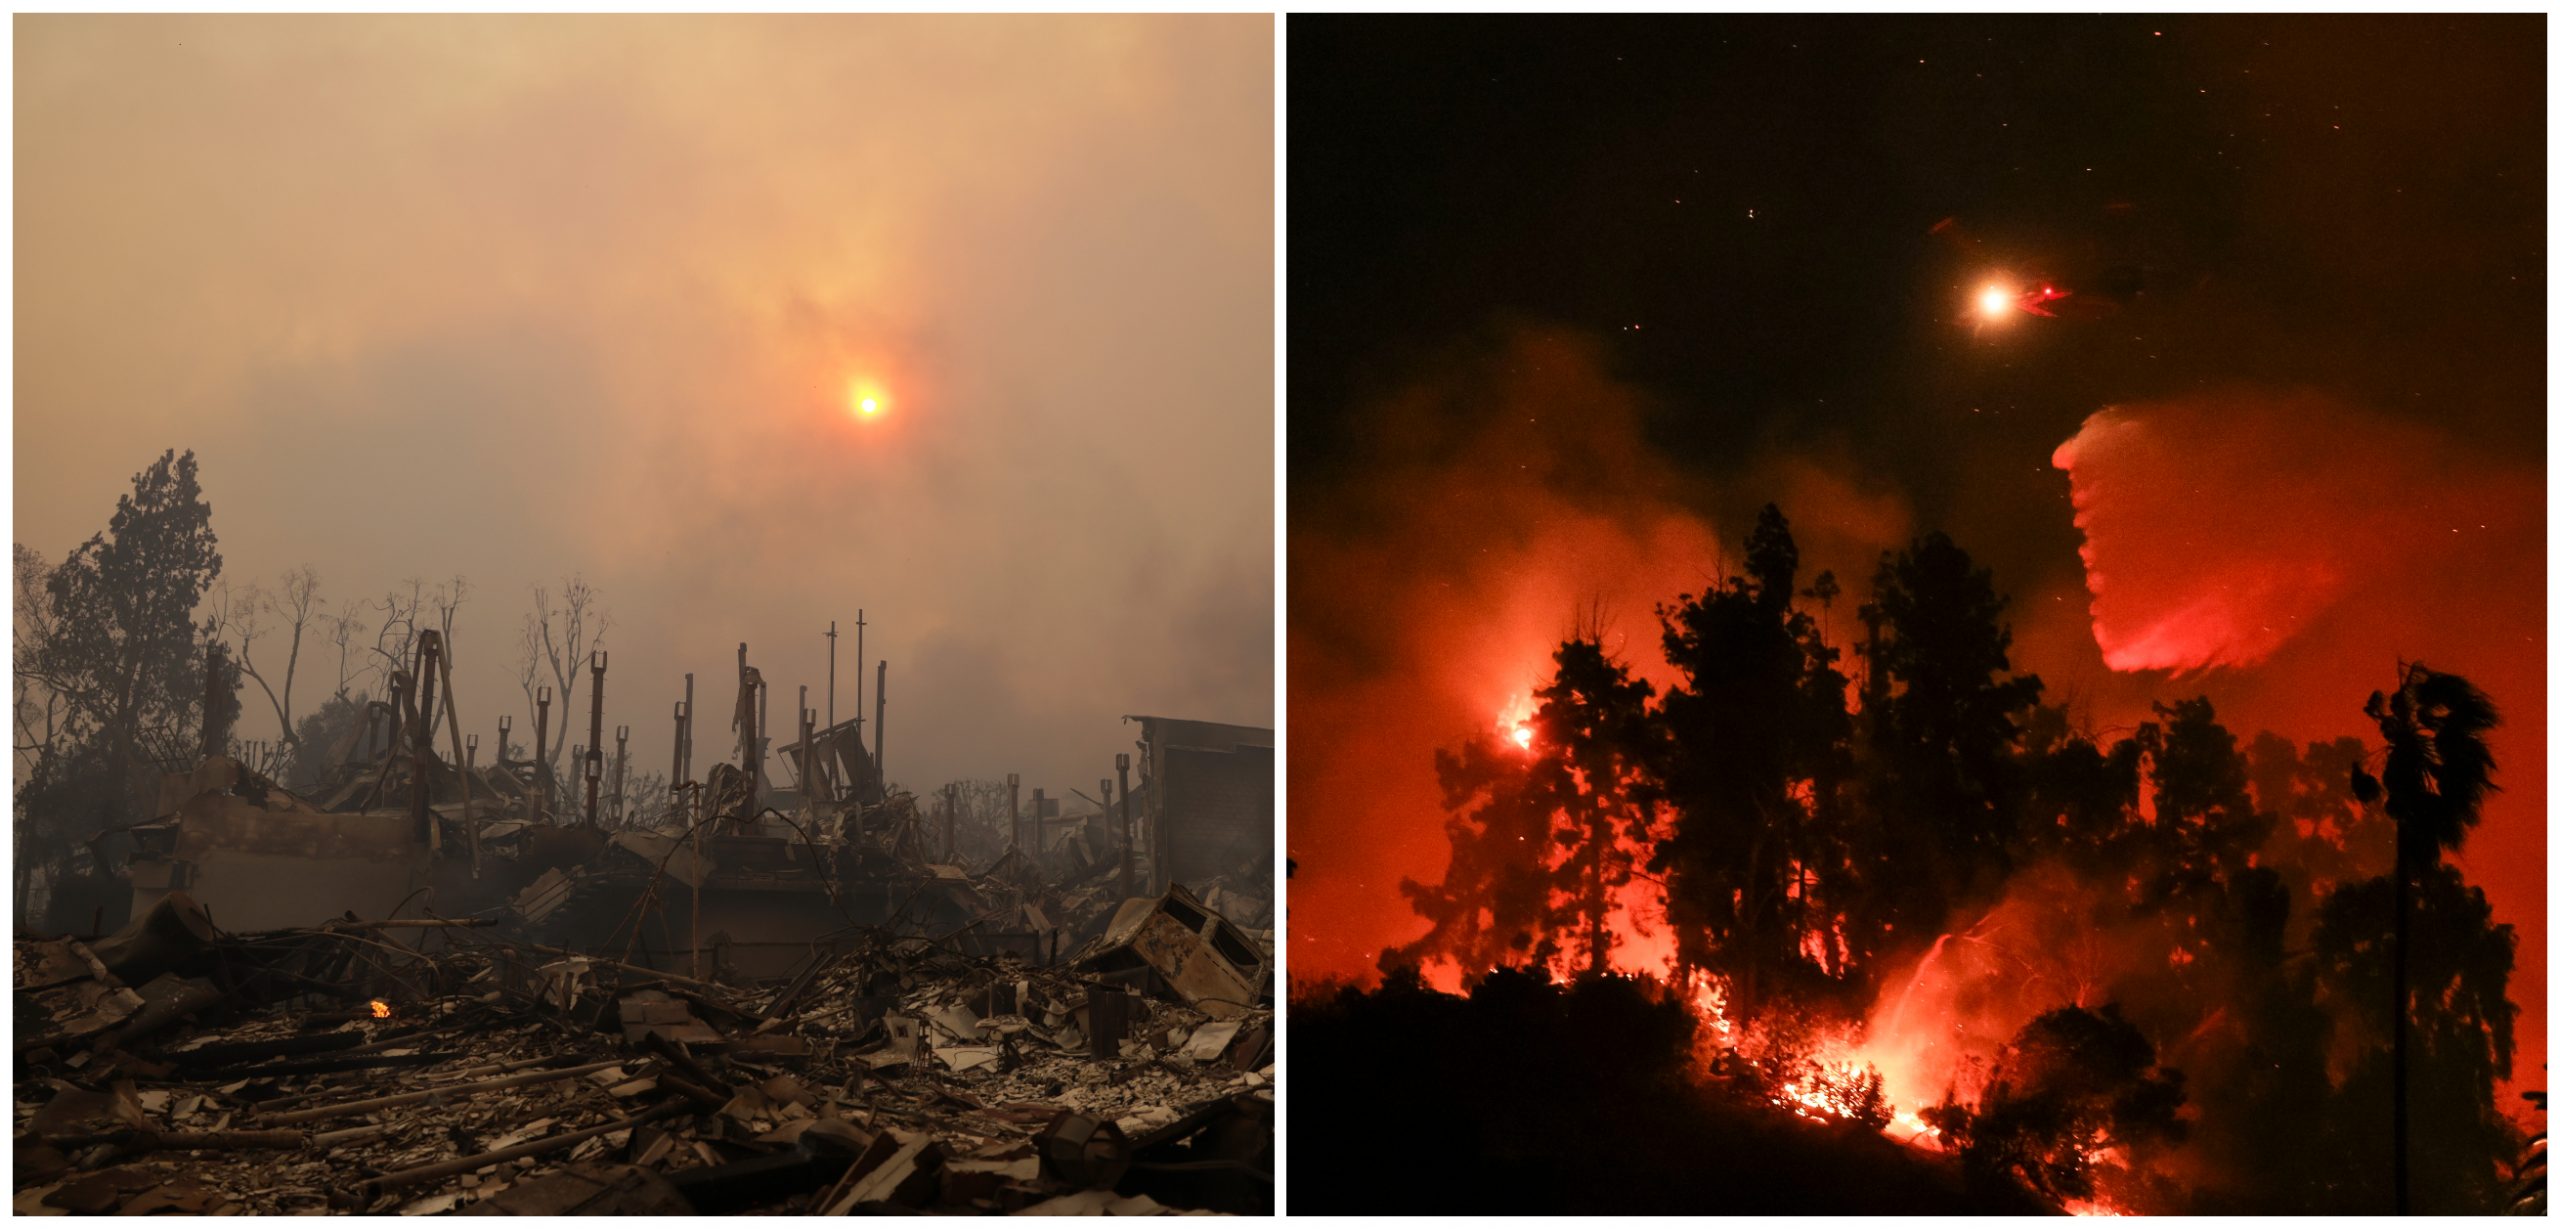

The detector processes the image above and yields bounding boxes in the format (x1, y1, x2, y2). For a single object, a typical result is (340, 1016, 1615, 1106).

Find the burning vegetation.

(1294, 504, 2535, 1215)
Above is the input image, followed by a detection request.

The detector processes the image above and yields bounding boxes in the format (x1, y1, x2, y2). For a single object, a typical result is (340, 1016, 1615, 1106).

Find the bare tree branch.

(323, 604, 368, 701)
(516, 576, 609, 786)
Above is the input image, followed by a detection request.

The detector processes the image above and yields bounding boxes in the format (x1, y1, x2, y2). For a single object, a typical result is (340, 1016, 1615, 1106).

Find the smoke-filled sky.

(16, 16, 1273, 799)
(1289, 15, 2543, 1082)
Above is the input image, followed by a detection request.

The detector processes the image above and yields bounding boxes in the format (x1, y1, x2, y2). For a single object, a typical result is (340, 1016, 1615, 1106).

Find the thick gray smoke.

(14, 15, 1276, 796)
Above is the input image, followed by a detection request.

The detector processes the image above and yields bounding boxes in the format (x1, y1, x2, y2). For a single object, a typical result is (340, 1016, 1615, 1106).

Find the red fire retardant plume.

(2052, 390, 2544, 1094)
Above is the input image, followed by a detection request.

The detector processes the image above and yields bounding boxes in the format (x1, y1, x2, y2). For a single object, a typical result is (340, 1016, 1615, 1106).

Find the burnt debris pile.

(16, 879, 1272, 1215)
(17, 587, 1277, 1216)
(17, 691, 1276, 1214)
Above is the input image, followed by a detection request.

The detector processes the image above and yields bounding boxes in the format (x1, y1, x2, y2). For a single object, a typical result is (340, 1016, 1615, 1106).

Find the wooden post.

(464, 736, 481, 878)
(610, 724, 629, 827)
(669, 701, 685, 808)
(533, 687, 552, 823)
(734, 645, 762, 818)
(496, 714, 514, 817)
(582, 652, 606, 828)
(411, 633, 441, 851)
(434, 638, 474, 877)
(386, 669, 408, 760)
(1113, 756, 1133, 901)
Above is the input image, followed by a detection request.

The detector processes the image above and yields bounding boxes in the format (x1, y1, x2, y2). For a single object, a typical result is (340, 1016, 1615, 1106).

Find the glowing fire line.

(1472, 669, 2148, 1213)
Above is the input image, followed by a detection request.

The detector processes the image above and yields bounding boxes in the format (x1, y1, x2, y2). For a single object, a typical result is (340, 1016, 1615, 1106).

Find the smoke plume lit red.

(2051, 390, 2530, 675)
(2046, 389, 2544, 1092)
(1289, 327, 1909, 987)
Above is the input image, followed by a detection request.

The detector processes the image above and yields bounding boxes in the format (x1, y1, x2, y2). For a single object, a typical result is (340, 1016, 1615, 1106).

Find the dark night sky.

(1293, 15, 2540, 522)
(1287, 13, 2545, 1080)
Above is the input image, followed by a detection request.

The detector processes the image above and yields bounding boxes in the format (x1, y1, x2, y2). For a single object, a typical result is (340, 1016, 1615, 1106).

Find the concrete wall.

(1159, 742, 1274, 890)
(131, 796, 434, 932)
(140, 848, 428, 933)
(1129, 716, 1273, 894)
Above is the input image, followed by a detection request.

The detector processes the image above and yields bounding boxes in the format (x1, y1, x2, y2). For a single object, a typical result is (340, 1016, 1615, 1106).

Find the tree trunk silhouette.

(2393, 818, 2411, 1214)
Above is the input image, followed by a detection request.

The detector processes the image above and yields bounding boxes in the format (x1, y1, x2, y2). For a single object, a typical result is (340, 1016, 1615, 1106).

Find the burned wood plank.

(353, 1103, 688, 1203)
(195, 1050, 459, 1079)
(259, 1058, 626, 1126)
(166, 1029, 365, 1070)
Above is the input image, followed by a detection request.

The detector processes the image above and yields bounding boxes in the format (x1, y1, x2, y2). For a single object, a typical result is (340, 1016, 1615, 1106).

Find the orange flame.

(369, 999, 392, 1019)
(1691, 974, 1960, 1151)
(1441, 624, 2159, 1209)
(1467, 702, 2007, 1180)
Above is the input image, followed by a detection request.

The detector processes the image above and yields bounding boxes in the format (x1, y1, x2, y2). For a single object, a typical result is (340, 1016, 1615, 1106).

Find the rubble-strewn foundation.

(16, 886, 1272, 1215)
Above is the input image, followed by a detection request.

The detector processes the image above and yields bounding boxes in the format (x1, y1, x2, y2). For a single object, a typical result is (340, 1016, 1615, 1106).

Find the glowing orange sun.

(846, 379, 886, 419)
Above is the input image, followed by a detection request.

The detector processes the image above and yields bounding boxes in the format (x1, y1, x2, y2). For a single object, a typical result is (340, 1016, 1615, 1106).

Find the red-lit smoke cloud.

(2053, 391, 2527, 675)
(1288, 327, 1909, 985)
(2047, 388, 2545, 1095)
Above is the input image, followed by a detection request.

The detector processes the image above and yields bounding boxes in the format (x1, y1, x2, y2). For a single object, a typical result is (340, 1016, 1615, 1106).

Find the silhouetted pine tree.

(1851, 531, 2042, 957)
(1534, 635, 1661, 976)
(1654, 504, 1854, 1010)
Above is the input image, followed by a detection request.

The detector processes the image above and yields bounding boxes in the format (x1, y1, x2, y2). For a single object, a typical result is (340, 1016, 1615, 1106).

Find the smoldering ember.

(13, 525, 1274, 1213)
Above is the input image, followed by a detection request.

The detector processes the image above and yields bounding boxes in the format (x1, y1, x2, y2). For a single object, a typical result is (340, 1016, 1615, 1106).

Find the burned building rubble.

(17, 633, 1274, 1215)
(1116, 717, 1275, 906)
(13, 894, 1271, 1215)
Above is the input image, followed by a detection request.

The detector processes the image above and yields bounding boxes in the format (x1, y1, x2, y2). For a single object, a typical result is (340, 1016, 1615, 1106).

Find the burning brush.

(1693, 983, 1890, 1130)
